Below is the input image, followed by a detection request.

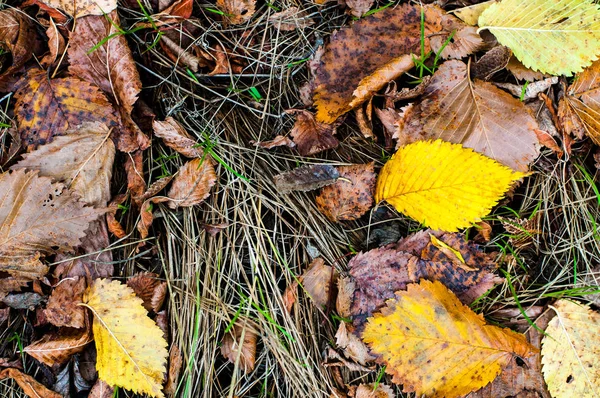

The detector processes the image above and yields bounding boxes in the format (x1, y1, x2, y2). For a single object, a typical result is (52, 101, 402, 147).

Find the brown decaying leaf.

(335, 322, 376, 365)
(506, 56, 546, 82)
(312, 4, 446, 123)
(126, 272, 165, 312)
(221, 318, 258, 373)
(0, 368, 61, 397)
(430, 15, 485, 60)
(470, 46, 512, 80)
(68, 11, 141, 115)
(0, 278, 29, 300)
(217, 0, 255, 24)
(354, 106, 373, 139)
(252, 135, 296, 149)
(2, 292, 44, 309)
(269, 7, 314, 30)
(274, 164, 339, 194)
(40, 18, 66, 69)
(155, 310, 169, 341)
(159, 35, 203, 72)
(398, 60, 540, 171)
(167, 158, 217, 208)
(137, 196, 169, 240)
(337, 230, 502, 331)
(495, 77, 558, 101)
(115, 107, 151, 153)
(89, 379, 114, 398)
(43, 277, 86, 328)
(153, 117, 204, 158)
(342, 0, 374, 18)
(287, 109, 339, 156)
(0, 170, 104, 279)
(12, 122, 115, 207)
(24, 327, 92, 368)
(0, 10, 36, 86)
(14, 69, 118, 151)
(282, 280, 298, 314)
(534, 129, 564, 157)
(126, 150, 146, 204)
(348, 383, 394, 398)
(301, 257, 337, 309)
(316, 163, 375, 222)
(164, 345, 183, 397)
(559, 59, 600, 144)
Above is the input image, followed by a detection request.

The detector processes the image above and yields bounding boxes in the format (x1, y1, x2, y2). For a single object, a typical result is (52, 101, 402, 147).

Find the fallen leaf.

(167, 158, 217, 208)
(338, 230, 502, 330)
(2, 292, 44, 310)
(68, 11, 141, 115)
(126, 273, 164, 313)
(0, 10, 37, 87)
(451, 1, 497, 25)
(268, 6, 314, 30)
(217, 0, 255, 24)
(221, 318, 257, 373)
(384, 76, 432, 102)
(125, 150, 146, 204)
(470, 46, 512, 80)
(541, 300, 600, 397)
(376, 140, 526, 231)
(506, 57, 547, 81)
(0, 368, 61, 398)
(316, 163, 375, 222)
(40, 17, 66, 68)
(44, 277, 86, 328)
(313, 4, 446, 123)
(24, 327, 92, 367)
(137, 196, 169, 240)
(534, 129, 564, 157)
(495, 77, 558, 101)
(559, 59, 600, 144)
(499, 216, 542, 251)
(362, 280, 537, 398)
(14, 69, 117, 151)
(300, 257, 337, 309)
(38, 0, 117, 17)
(335, 322, 376, 366)
(398, 60, 540, 171)
(252, 135, 296, 149)
(89, 379, 114, 398)
(153, 117, 203, 157)
(164, 345, 183, 397)
(274, 164, 339, 194)
(12, 122, 115, 206)
(478, 0, 600, 76)
(287, 109, 339, 156)
(0, 170, 104, 279)
(0, 278, 29, 300)
(430, 16, 485, 60)
(82, 279, 168, 398)
(341, 0, 374, 18)
(348, 383, 394, 398)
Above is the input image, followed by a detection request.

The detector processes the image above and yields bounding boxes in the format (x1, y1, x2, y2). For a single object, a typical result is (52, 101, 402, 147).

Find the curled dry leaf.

(0, 170, 104, 279)
(534, 129, 564, 157)
(41, 17, 66, 68)
(429, 15, 485, 60)
(542, 300, 600, 397)
(221, 318, 258, 373)
(398, 60, 540, 172)
(470, 46, 512, 80)
(506, 56, 547, 81)
(253, 135, 295, 149)
(0, 10, 36, 87)
(287, 109, 339, 156)
(337, 230, 502, 331)
(362, 280, 537, 398)
(0, 368, 61, 398)
(89, 379, 114, 398)
(43, 277, 86, 328)
(127, 273, 165, 312)
(342, 0, 374, 18)
(12, 122, 115, 207)
(14, 69, 118, 151)
(125, 150, 146, 205)
(68, 11, 141, 115)
(301, 257, 337, 309)
(316, 163, 375, 222)
(217, 0, 256, 24)
(269, 7, 314, 31)
(83, 279, 168, 398)
(39, 0, 117, 17)
(348, 383, 394, 398)
(164, 345, 183, 397)
(312, 4, 446, 123)
(153, 117, 203, 158)
(335, 322, 376, 366)
(24, 327, 92, 367)
(137, 196, 169, 240)
(167, 158, 217, 208)
(495, 77, 558, 101)
(274, 164, 339, 194)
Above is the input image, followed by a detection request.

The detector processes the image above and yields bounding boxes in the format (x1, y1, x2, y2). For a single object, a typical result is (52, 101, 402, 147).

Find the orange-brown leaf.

(316, 163, 375, 222)
(167, 158, 217, 208)
(164, 345, 183, 397)
(300, 257, 337, 309)
(153, 117, 204, 158)
(43, 277, 86, 328)
(24, 327, 92, 367)
(217, 0, 255, 24)
(0, 10, 36, 88)
(127, 272, 164, 312)
(14, 69, 117, 151)
(221, 318, 258, 373)
(0, 368, 61, 397)
(287, 109, 338, 156)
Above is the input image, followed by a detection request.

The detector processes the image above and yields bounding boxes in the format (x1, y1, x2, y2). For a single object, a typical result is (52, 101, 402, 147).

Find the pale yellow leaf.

(375, 140, 526, 232)
(451, 1, 497, 25)
(83, 279, 168, 398)
(478, 0, 600, 76)
(541, 300, 600, 397)
(362, 280, 536, 398)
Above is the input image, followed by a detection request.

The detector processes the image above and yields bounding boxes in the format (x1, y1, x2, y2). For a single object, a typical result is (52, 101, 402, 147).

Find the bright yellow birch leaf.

(375, 140, 526, 232)
(541, 300, 600, 397)
(478, 0, 600, 76)
(82, 279, 168, 398)
(362, 280, 536, 398)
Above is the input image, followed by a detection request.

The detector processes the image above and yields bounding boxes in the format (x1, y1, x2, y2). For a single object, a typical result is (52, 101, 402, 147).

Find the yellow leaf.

(451, 0, 497, 25)
(375, 140, 526, 232)
(541, 300, 600, 397)
(83, 279, 168, 398)
(478, 0, 600, 76)
(362, 280, 536, 398)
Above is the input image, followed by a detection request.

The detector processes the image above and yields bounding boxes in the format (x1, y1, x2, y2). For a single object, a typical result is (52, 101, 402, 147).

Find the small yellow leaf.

(375, 140, 526, 232)
(362, 280, 536, 398)
(541, 300, 600, 397)
(428, 234, 475, 271)
(83, 279, 168, 398)
(478, 0, 600, 76)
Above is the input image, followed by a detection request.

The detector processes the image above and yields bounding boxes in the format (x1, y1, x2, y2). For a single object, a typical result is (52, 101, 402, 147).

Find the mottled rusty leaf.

(44, 277, 86, 328)
(287, 109, 338, 156)
(127, 272, 164, 312)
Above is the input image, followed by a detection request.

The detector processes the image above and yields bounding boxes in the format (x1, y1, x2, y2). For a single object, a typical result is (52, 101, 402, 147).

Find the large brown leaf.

(0, 170, 103, 279)
(312, 4, 445, 123)
(12, 122, 115, 206)
(398, 60, 540, 171)
(24, 327, 92, 367)
(43, 276, 86, 328)
(68, 11, 141, 115)
(167, 158, 217, 208)
(13, 69, 118, 151)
